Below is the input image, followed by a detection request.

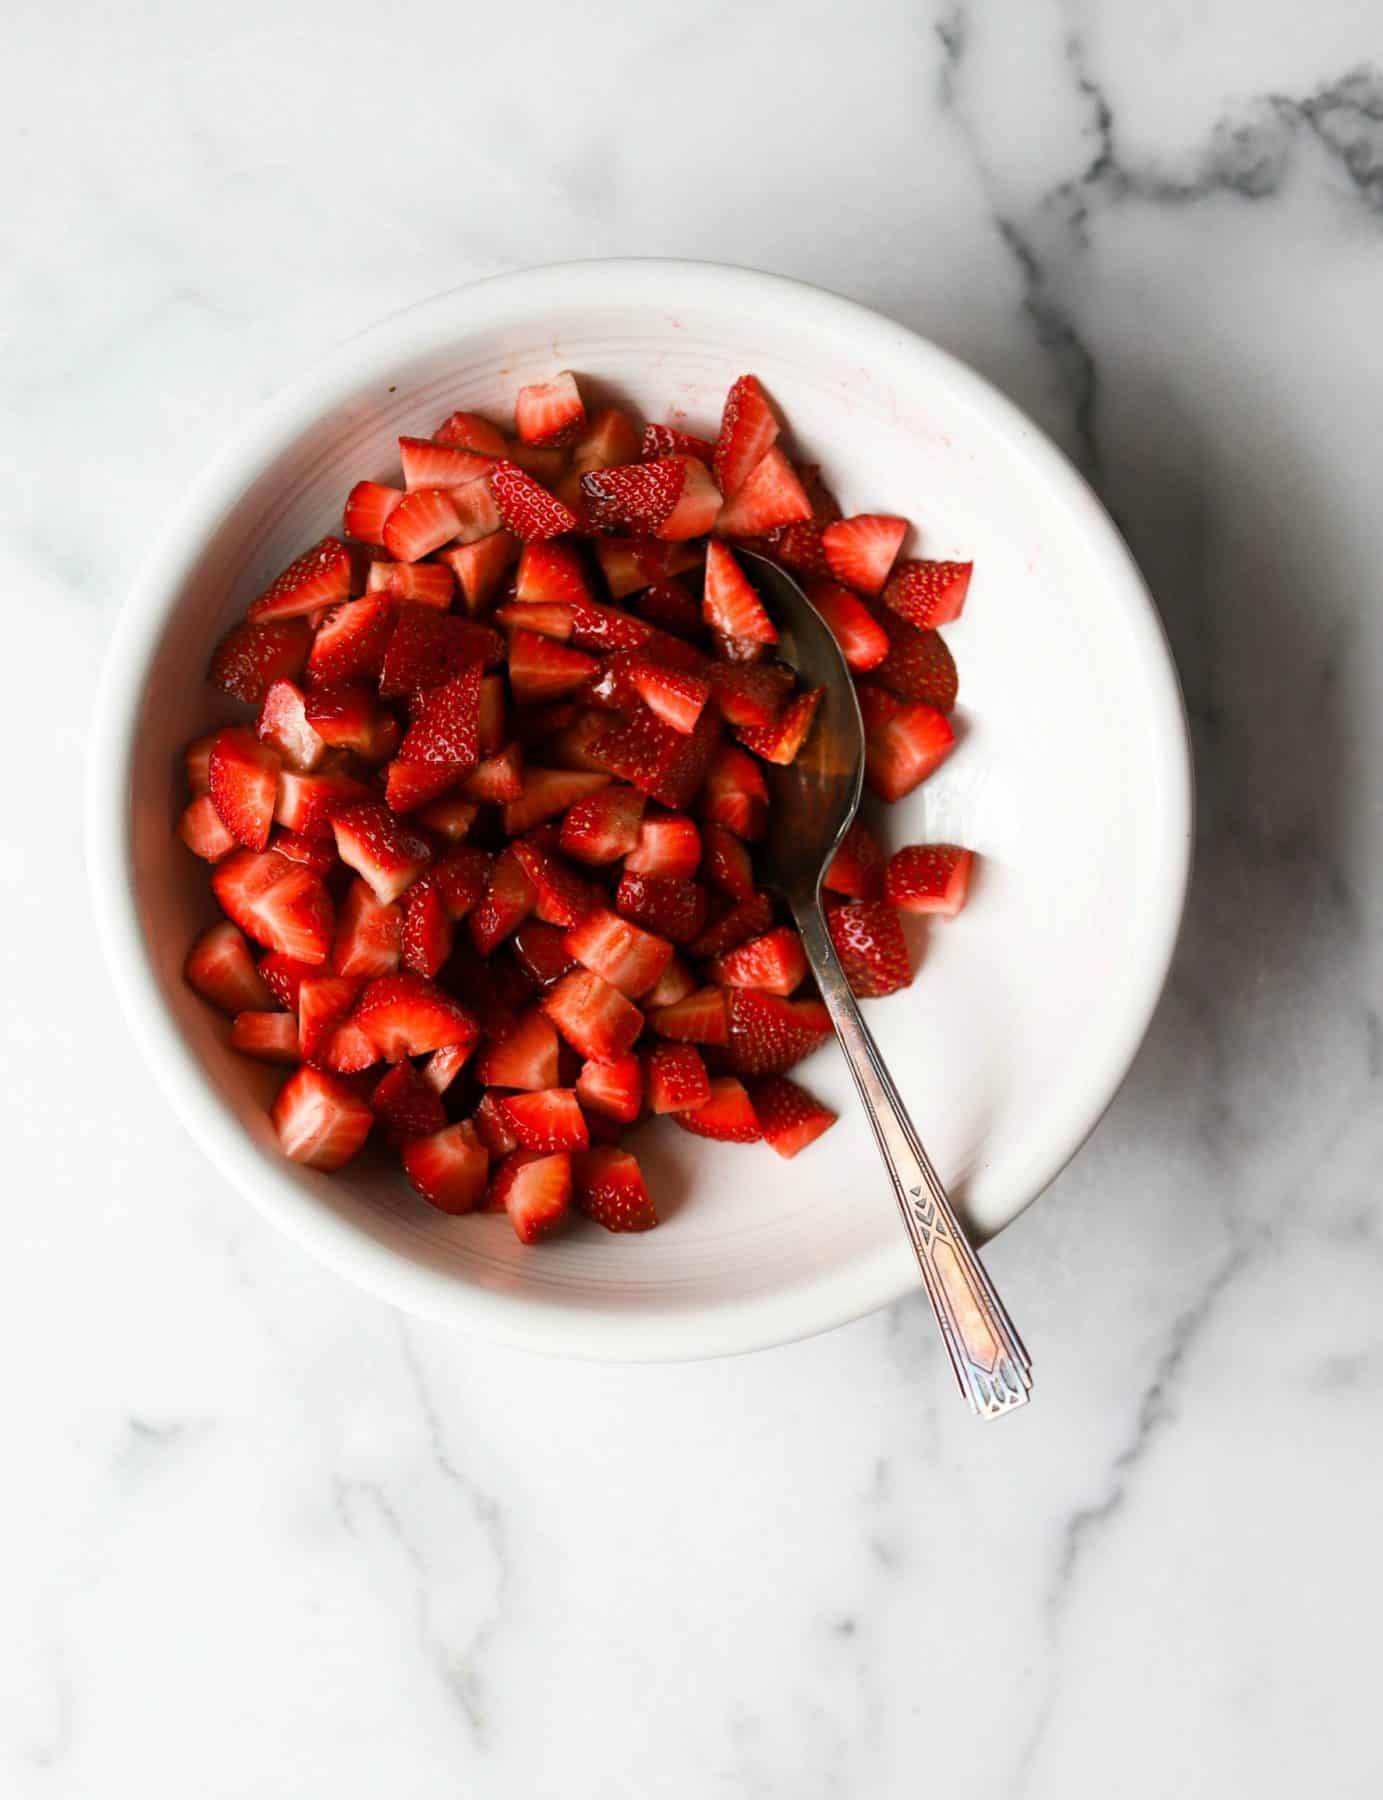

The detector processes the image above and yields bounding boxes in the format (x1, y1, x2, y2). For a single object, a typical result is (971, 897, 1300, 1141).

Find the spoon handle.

(790, 897, 1032, 1417)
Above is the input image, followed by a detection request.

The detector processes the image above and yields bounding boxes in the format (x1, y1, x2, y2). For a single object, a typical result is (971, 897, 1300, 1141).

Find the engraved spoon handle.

(790, 896, 1032, 1417)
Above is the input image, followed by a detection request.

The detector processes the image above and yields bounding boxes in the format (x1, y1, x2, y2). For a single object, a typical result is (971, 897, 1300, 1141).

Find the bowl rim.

(85, 257, 1194, 1361)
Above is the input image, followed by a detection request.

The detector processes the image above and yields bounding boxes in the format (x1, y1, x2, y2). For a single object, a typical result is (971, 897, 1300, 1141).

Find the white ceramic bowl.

(87, 260, 1192, 1360)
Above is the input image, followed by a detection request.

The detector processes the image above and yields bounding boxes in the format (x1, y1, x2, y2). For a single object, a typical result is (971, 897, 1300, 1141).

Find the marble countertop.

(6, 0, 1382, 1793)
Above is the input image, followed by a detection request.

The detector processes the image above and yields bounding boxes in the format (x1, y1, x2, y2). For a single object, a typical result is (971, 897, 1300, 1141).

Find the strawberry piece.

(257, 951, 318, 1010)
(808, 580, 889, 673)
(565, 907, 673, 998)
(447, 478, 505, 544)
(823, 819, 886, 901)
(707, 662, 793, 730)
(302, 684, 399, 763)
(256, 679, 325, 772)
(343, 480, 405, 545)
(488, 461, 580, 540)
(765, 518, 830, 580)
(827, 900, 912, 998)
(507, 630, 598, 703)
(580, 458, 682, 534)
(477, 674, 506, 753)
(715, 448, 811, 537)
(572, 1147, 657, 1232)
(401, 876, 453, 977)
(709, 925, 806, 996)
(614, 871, 708, 946)
(672, 1076, 760, 1143)
(366, 560, 455, 608)
(415, 794, 479, 841)
(332, 878, 403, 978)
(475, 1007, 561, 1090)
(628, 660, 710, 734)
(269, 828, 336, 875)
(472, 1090, 521, 1156)
(381, 488, 461, 563)
(700, 744, 769, 841)
(184, 921, 274, 1013)
(641, 423, 714, 466)
(545, 707, 613, 773)
(386, 761, 466, 813)
(864, 700, 955, 802)
(297, 975, 362, 1068)
(271, 1066, 374, 1171)
(247, 863, 334, 964)
(572, 407, 643, 473)
(248, 537, 355, 622)
(397, 666, 482, 768)
(304, 594, 396, 688)
(274, 767, 371, 838)
(208, 616, 312, 703)
(355, 973, 479, 1061)
(580, 636, 707, 712)
(496, 601, 573, 639)
(644, 953, 696, 1009)
(702, 822, 756, 901)
(559, 784, 645, 864)
(702, 540, 778, 644)
(372, 1060, 448, 1145)
(185, 734, 216, 793)
(511, 840, 598, 928)
(502, 439, 568, 479)
(854, 681, 902, 735)
(231, 1011, 300, 1064)
(492, 1149, 572, 1243)
(659, 458, 722, 539)
(433, 409, 508, 457)
(208, 726, 281, 850)
(331, 802, 432, 904)
(421, 1041, 473, 1095)
(575, 1053, 642, 1124)
(398, 437, 492, 491)
(883, 559, 972, 629)
(647, 985, 728, 1046)
(512, 921, 578, 988)
(624, 813, 702, 880)
(735, 687, 822, 765)
(634, 579, 705, 642)
(440, 531, 520, 613)
(469, 846, 538, 953)
(713, 375, 780, 499)
(502, 767, 608, 836)
(753, 1077, 837, 1159)
(646, 1042, 711, 1114)
(591, 706, 720, 810)
(868, 607, 958, 711)
(725, 990, 832, 1075)
(567, 598, 656, 654)
(402, 1121, 490, 1214)
(595, 537, 703, 599)
(821, 515, 907, 596)
(501, 1088, 589, 1152)
(515, 540, 591, 606)
(687, 893, 776, 960)
(542, 968, 644, 1063)
(432, 846, 493, 921)
(378, 606, 502, 697)
(178, 795, 237, 862)
(884, 844, 975, 917)
(460, 745, 525, 804)
(514, 371, 586, 447)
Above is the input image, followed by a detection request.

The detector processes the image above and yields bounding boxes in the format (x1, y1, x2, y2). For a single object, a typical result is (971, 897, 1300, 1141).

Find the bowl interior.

(107, 266, 1189, 1357)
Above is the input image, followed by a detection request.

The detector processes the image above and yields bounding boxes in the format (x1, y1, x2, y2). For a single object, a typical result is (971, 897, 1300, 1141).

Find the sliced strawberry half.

(502, 767, 609, 836)
(398, 436, 493, 490)
(274, 767, 371, 839)
(725, 990, 831, 1076)
(515, 371, 586, 447)
(511, 840, 598, 928)
(687, 893, 776, 960)
(699, 743, 769, 841)
(402, 1121, 490, 1214)
(869, 607, 958, 711)
(475, 1007, 561, 1090)
(271, 1066, 374, 1171)
(469, 845, 538, 954)
(647, 985, 728, 1046)
(381, 488, 461, 563)
(713, 374, 780, 499)
(296, 975, 362, 1067)
(488, 460, 580, 540)
(827, 900, 912, 998)
(707, 661, 793, 730)
(331, 802, 432, 905)
(256, 679, 325, 772)
(415, 794, 479, 841)
(400, 876, 454, 978)
(882, 559, 973, 629)
(506, 630, 598, 704)
(184, 920, 274, 1014)
(459, 744, 525, 805)
(501, 1088, 589, 1152)
(541, 968, 644, 1063)
(715, 448, 811, 537)
(807, 580, 889, 673)
(559, 783, 645, 864)
(440, 530, 520, 613)
(492, 1149, 572, 1243)
(366, 559, 455, 608)
(735, 687, 822, 766)
(565, 907, 673, 998)
(343, 480, 405, 546)
(445, 476, 509, 545)
(178, 795, 237, 863)
(472, 1090, 521, 1156)
(208, 726, 281, 850)
(433, 409, 508, 457)
(572, 1147, 657, 1232)
(385, 761, 466, 814)
(645, 1042, 711, 1114)
(432, 846, 493, 921)
(626, 660, 710, 736)
(371, 1060, 449, 1145)
(354, 972, 479, 1060)
(269, 827, 336, 875)
(672, 1076, 760, 1143)
(332, 878, 403, 978)
(567, 598, 656, 654)
(248, 537, 355, 622)
(753, 1077, 838, 1159)
(864, 700, 955, 802)
(709, 925, 806, 996)
(821, 515, 907, 596)
(623, 812, 701, 880)
(641, 423, 714, 466)
(397, 665, 482, 769)
(575, 1053, 642, 1124)
(257, 951, 319, 1010)
(591, 706, 720, 810)
(579, 457, 684, 535)
(701, 822, 756, 901)
(378, 605, 502, 697)
(514, 539, 591, 605)
(702, 540, 778, 645)
(304, 594, 396, 689)
(207, 615, 313, 705)
(884, 844, 975, 917)
(303, 684, 398, 763)
(614, 871, 708, 946)
(230, 1011, 300, 1064)
(823, 819, 886, 901)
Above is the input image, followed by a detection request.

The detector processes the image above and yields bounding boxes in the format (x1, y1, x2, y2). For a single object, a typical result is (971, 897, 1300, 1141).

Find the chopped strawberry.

(559, 783, 645, 864)
(371, 1060, 448, 1144)
(713, 375, 780, 499)
(575, 1053, 642, 1123)
(366, 559, 455, 608)
(207, 615, 313, 704)
(381, 488, 461, 563)
(567, 598, 656, 653)
(248, 537, 355, 622)
(498, 600, 575, 639)
(624, 812, 701, 880)
(400, 876, 453, 977)
(178, 794, 237, 862)
(884, 844, 974, 917)
(595, 537, 703, 600)
(807, 580, 889, 673)
(882, 559, 973, 629)
(647, 985, 728, 1046)
(646, 1041, 711, 1114)
(764, 517, 831, 580)
(715, 448, 811, 537)
(398, 437, 493, 491)
(474, 1006, 561, 1090)
(297, 975, 362, 1067)
(501, 1087, 589, 1152)
(701, 822, 755, 901)
(507, 630, 598, 704)
(868, 606, 958, 711)
(821, 515, 907, 595)
(511, 840, 597, 928)
(687, 893, 776, 960)
(184, 920, 274, 1013)
(512, 920, 579, 987)
(614, 871, 708, 946)
(460, 744, 525, 805)
(446, 478, 505, 547)
(541, 968, 644, 1063)
(641, 423, 714, 466)
(492, 1149, 572, 1243)
(185, 733, 216, 793)
(208, 726, 281, 850)
(432, 846, 493, 921)
(230, 1011, 300, 1064)
(644, 954, 696, 1010)
(625, 661, 710, 736)
(331, 802, 431, 904)
(414, 794, 479, 841)
(658, 458, 722, 539)
(433, 409, 508, 457)
(514, 371, 586, 447)
(591, 706, 720, 810)
(827, 900, 912, 998)
(354, 972, 479, 1060)
(707, 661, 793, 729)
(257, 951, 318, 1009)
(269, 828, 336, 875)
(385, 761, 466, 813)
(271, 1066, 374, 1171)
(378, 605, 502, 697)
(700, 743, 769, 841)
(470, 1090, 519, 1156)
(304, 594, 396, 688)
(854, 681, 902, 735)
(565, 907, 673, 998)
(572, 407, 643, 473)
(702, 540, 778, 644)
(572, 1147, 657, 1231)
(256, 679, 325, 772)
(580, 458, 684, 535)
(753, 1077, 837, 1159)
(864, 700, 955, 802)
(672, 1076, 760, 1143)
(545, 707, 614, 773)
(332, 878, 403, 978)
(634, 579, 705, 641)
(823, 818, 886, 900)
(343, 480, 405, 545)
(502, 767, 609, 835)
(244, 862, 334, 964)
(709, 925, 806, 996)
(469, 845, 538, 953)
(514, 540, 591, 606)
(725, 989, 832, 1076)
(274, 767, 370, 838)
(397, 665, 482, 769)
(402, 1121, 490, 1214)
(421, 1040, 473, 1095)
(440, 530, 520, 613)
(735, 687, 822, 765)
(302, 684, 397, 763)
(488, 460, 580, 540)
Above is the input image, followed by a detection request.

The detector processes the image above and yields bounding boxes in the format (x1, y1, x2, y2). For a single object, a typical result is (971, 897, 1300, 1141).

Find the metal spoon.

(742, 552, 1032, 1417)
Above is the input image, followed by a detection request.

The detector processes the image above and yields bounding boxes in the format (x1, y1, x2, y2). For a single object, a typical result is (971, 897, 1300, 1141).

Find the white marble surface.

(5, 0, 1383, 1792)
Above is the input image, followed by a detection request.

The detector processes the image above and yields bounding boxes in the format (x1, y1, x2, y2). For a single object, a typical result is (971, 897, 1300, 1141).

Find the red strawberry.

(371, 1059, 448, 1145)
(231, 1011, 300, 1064)
(864, 701, 955, 802)
(641, 423, 714, 466)
(343, 480, 404, 546)
(469, 846, 538, 953)
(626, 661, 709, 736)
(591, 706, 720, 810)
(687, 893, 776, 960)
(421, 1041, 473, 1095)
(658, 458, 722, 539)
(398, 437, 493, 490)
(208, 615, 313, 704)
(707, 661, 793, 730)
(823, 818, 886, 901)
(808, 580, 889, 673)
(511, 840, 598, 928)
(647, 985, 728, 1046)
(366, 559, 455, 608)
(736, 688, 822, 766)
(303, 684, 399, 763)
(715, 448, 811, 537)
(440, 530, 521, 613)
(433, 409, 508, 457)
(559, 784, 646, 864)
(634, 579, 706, 641)
(575, 1053, 642, 1123)
(868, 607, 958, 711)
(614, 871, 708, 945)
(491, 1149, 572, 1243)
(709, 926, 806, 996)
(271, 1066, 374, 1171)
(579, 458, 684, 534)
(381, 488, 461, 563)
(546, 707, 614, 773)
(713, 375, 780, 499)
(401, 876, 453, 977)
(257, 951, 319, 1009)
(572, 407, 643, 473)
(269, 828, 337, 875)
(766, 517, 831, 580)
(572, 1147, 658, 1231)
(884, 844, 974, 917)
(247, 863, 335, 964)
(248, 537, 355, 622)
(449, 480, 504, 546)
(882, 559, 973, 629)
(507, 630, 598, 703)
(489, 461, 580, 540)
(414, 794, 479, 841)
(645, 1042, 711, 1114)
(703, 540, 778, 644)
(331, 802, 432, 904)
(332, 878, 403, 978)
(502, 441, 568, 481)
(378, 606, 502, 697)
(185, 734, 216, 793)
(725, 989, 832, 1076)
(501, 1087, 589, 1152)
(854, 681, 902, 735)
(567, 598, 656, 653)
(397, 666, 482, 768)
(502, 767, 609, 835)
(541, 968, 644, 1063)
(402, 1121, 490, 1214)
(701, 822, 756, 901)
(821, 515, 907, 596)
(624, 813, 702, 880)
(432, 846, 493, 921)
(460, 745, 526, 805)
(512, 920, 579, 987)
(475, 1007, 561, 1090)
(297, 975, 363, 1067)
(827, 900, 912, 998)
(700, 744, 769, 841)
(594, 536, 702, 599)
(478, 674, 506, 753)
(672, 1076, 760, 1143)
(645, 959, 693, 1016)
(274, 767, 370, 839)
(496, 603, 573, 641)
(565, 907, 673, 998)
(515, 371, 586, 447)
(178, 795, 237, 862)
(208, 726, 281, 850)
(304, 594, 396, 688)
(515, 540, 591, 606)
(256, 679, 326, 772)
(385, 761, 467, 814)
(471, 1090, 521, 1156)
(355, 972, 479, 1060)
(753, 1077, 837, 1159)
(184, 921, 274, 1013)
